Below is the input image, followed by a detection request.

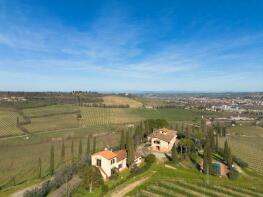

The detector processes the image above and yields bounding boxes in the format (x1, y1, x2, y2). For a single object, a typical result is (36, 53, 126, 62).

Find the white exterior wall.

(91, 155, 127, 180)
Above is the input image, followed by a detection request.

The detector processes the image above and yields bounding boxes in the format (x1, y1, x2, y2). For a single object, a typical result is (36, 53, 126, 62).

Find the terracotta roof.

(94, 149, 127, 161)
(93, 149, 141, 162)
(94, 150, 117, 160)
(114, 150, 127, 161)
(149, 128, 177, 143)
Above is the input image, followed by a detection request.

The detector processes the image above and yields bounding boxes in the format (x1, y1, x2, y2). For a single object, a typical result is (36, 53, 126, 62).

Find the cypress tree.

(207, 128, 215, 152)
(71, 139, 74, 163)
(215, 132, 219, 153)
(61, 139, 65, 163)
(227, 147, 233, 169)
(86, 135, 91, 157)
(203, 140, 209, 174)
(92, 136, 97, 154)
(201, 118, 206, 133)
(16, 117, 19, 126)
(144, 120, 149, 135)
(191, 125, 195, 134)
(120, 130, 126, 149)
(181, 122, 184, 132)
(223, 140, 229, 163)
(222, 127, 226, 137)
(207, 141, 213, 174)
(175, 122, 179, 130)
(78, 139, 82, 161)
(203, 134, 212, 175)
(50, 144, 54, 175)
(127, 129, 134, 166)
(38, 157, 42, 178)
(171, 145, 178, 164)
(134, 127, 140, 147)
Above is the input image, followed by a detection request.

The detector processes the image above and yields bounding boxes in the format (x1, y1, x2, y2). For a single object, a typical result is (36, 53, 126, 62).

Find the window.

(111, 158, 115, 164)
(96, 159, 101, 167)
(118, 164, 122, 169)
(153, 140, 160, 144)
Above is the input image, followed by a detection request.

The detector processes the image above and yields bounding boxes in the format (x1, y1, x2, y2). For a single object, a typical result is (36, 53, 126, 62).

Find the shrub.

(53, 165, 77, 188)
(145, 154, 156, 165)
(78, 166, 103, 191)
(232, 156, 248, 168)
(23, 164, 78, 197)
(101, 184, 109, 193)
(110, 168, 119, 180)
(228, 168, 240, 180)
(130, 165, 141, 174)
(23, 180, 53, 197)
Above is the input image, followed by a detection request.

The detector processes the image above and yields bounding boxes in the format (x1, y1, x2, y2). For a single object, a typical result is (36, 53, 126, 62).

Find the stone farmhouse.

(148, 128, 177, 153)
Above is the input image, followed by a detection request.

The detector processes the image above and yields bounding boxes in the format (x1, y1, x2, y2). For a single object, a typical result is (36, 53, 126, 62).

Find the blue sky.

(0, 0, 263, 92)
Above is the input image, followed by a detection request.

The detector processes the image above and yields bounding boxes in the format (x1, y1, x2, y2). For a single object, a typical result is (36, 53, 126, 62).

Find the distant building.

(148, 128, 177, 153)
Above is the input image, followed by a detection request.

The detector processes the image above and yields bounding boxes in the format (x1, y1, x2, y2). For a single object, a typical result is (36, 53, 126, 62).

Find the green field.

(219, 126, 263, 176)
(128, 164, 263, 197)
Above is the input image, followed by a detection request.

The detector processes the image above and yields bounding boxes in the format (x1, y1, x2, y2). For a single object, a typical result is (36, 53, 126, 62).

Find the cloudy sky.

(0, 0, 263, 92)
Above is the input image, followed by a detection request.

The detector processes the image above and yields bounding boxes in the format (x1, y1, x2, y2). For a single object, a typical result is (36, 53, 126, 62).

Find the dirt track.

(110, 175, 151, 197)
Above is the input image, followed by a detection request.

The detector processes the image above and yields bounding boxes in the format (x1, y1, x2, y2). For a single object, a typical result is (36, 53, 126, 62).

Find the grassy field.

(128, 164, 263, 197)
(102, 95, 143, 108)
(219, 126, 263, 176)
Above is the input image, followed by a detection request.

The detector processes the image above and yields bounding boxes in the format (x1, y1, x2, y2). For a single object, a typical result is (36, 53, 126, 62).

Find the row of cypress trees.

(37, 135, 97, 178)
(202, 126, 232, 175)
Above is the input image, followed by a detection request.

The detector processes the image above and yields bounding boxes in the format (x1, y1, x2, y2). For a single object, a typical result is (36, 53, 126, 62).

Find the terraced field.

(130, 165, 263, 197)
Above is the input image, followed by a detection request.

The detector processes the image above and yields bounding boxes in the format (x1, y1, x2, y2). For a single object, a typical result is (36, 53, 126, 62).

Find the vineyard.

(0, 110, 25, 137)
(102, 95, 143, 108)
(129, 165, 263, 197)
(218, 126, 263, 176)
(219, 135, 263, 176)
(0, 125, 121, 196)
(0, 104, 206, 137)
(134, 179, 263, 197)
